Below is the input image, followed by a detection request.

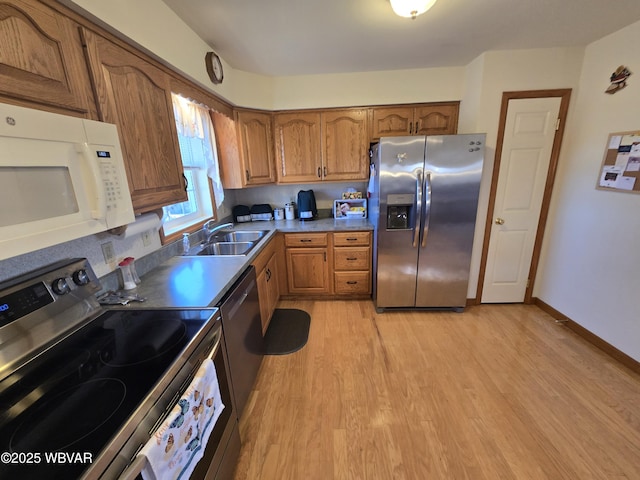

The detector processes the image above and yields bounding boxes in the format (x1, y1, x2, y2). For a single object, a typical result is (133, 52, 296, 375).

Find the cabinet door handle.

(317, 167, 321, 178)
(324, 252, 327, 262)
(415, 120, 420, 133)
(245, 169, 250, 182)
(183, 173, 188, 191)
(346, 237, 358, 241)
(346, 281, 358, 285)
(323, 166, 327, 177)
(300, 239, 312, 243)
(346, 257, 358, 261)
(266, 268, 271, 281)
(409, 122, 413, 134)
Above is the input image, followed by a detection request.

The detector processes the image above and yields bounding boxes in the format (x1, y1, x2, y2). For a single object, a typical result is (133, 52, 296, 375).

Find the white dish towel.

(140, 358, 225, 480)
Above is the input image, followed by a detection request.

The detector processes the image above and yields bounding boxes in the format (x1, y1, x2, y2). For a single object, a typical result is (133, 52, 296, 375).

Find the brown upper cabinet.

(274, 111, 321, 183)
(212, 111, 242, 188)
(0, 0, 95, 116)
(274, 108, 368, 183)
(214, 109, 276, 189)
(322, 109, 369, 181)
(80, 28, 187, 213)
(371, 102, 459, 139)
(235, 110, 275, 187)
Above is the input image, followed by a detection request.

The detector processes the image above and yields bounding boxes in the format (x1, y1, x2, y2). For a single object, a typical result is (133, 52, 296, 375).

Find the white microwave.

(0, 104, 135, 261)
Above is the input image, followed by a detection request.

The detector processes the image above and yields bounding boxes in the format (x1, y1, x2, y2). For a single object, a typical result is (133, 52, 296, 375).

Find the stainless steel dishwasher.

(218, 265, 264, 418)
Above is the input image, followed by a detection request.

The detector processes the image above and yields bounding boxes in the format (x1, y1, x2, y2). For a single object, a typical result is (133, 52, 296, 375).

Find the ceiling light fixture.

(390, 0, 437, 19)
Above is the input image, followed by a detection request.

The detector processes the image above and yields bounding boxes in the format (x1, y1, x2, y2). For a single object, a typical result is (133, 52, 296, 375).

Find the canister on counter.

(274, 208, 284, 220)
(285, 203, 295, 220)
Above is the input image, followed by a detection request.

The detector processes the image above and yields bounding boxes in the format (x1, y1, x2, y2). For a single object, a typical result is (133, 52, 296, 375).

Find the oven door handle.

(206, 327, 222, 360)
(118, 453, 147, 480)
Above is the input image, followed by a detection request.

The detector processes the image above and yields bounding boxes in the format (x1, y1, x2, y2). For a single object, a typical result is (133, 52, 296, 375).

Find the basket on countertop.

(334, 198, 367, 219)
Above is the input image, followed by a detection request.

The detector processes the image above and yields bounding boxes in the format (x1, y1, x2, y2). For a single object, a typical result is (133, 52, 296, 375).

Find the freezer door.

(415, 134, 485, 308)
(375, 136, 426, 308)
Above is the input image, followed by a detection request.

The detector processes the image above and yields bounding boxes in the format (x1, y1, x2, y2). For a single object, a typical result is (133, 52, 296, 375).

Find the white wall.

(270, 67, 465, 110)
(535, 20, 640, 361)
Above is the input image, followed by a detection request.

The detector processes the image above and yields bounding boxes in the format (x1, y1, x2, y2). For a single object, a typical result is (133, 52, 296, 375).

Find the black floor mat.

(264, 308, 311, 355)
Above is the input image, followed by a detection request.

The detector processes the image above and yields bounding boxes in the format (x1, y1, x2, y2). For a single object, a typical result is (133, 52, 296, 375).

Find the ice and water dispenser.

(386, 193, 415, 230)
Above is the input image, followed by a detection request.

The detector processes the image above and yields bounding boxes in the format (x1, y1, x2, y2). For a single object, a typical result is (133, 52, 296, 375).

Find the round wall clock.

(205, 51, 224, 85)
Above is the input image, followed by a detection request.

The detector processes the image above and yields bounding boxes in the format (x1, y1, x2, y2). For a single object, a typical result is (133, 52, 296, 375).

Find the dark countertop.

(124, 218, 373, 309)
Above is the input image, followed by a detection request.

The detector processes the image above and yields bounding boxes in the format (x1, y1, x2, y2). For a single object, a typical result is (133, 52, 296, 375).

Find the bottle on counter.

(182, 233, 190, 255)
(118, 258, 137, 290)
(123, 257, 141, 284)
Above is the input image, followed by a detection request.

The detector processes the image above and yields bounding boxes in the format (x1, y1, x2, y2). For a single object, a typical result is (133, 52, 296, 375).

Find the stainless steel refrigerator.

(370, 134, 485, 311)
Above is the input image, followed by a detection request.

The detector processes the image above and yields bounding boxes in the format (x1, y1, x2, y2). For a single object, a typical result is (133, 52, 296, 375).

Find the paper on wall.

(620, 134, 640, 145)
(609, 135, 622, 149)
(626, 157, 640, 172)
(599, 166, 622, 187)
(615, 152, 630, 170)
(615, 176, 636, 190)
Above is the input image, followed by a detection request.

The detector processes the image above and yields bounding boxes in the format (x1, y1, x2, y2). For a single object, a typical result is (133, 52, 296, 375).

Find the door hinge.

(526, 278, 531, 288)
(555, 118, 560, 131)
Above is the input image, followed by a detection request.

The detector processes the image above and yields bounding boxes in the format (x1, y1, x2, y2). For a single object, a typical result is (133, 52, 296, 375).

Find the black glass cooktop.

(0, 308, 214, 479)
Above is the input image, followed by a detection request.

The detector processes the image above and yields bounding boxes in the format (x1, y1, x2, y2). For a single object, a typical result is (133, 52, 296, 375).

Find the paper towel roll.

(119, 212, 162, 239)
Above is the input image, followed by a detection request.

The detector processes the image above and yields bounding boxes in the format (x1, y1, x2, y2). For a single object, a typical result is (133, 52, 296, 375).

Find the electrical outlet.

(101, 241, 115, 264)
(141, 230, 152, 247)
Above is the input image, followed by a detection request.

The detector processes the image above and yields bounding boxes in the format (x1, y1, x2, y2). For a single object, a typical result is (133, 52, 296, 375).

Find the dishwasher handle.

(220, 267, 257, 320)
(227, 289, 250, 320)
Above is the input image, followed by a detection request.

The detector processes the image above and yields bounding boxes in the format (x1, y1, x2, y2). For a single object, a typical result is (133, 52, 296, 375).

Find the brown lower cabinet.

(333, 231, 371, 295)
(253, 231, 372, 333)
(252, 235, 282, 334)
(282, 231, 371, 297)
(284, 233, 330, 294)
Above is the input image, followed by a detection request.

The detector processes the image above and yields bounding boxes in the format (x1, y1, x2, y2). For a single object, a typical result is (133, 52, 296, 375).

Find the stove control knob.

(51, 277, 71, 295)
(73, 269, 90, 286)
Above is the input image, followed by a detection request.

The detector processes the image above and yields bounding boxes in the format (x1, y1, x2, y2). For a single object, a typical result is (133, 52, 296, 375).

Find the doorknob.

(495, 217, 505, 225)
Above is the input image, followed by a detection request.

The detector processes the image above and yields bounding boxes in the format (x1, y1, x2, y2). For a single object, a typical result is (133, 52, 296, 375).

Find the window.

(162, 94, 224, 237)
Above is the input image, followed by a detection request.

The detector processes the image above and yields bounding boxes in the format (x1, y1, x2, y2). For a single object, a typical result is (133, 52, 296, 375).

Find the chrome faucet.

(204, 221, 234, 243)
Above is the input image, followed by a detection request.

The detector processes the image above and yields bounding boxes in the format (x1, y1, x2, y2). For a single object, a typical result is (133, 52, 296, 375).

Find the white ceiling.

(161, 0, 640, 77)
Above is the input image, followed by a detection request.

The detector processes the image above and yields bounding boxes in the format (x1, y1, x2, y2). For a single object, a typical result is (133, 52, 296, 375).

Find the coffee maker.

(297, 190, 317, 220)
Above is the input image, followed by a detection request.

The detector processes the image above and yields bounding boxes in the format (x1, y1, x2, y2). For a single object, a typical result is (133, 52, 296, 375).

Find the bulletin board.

(596, 131, 640, 194)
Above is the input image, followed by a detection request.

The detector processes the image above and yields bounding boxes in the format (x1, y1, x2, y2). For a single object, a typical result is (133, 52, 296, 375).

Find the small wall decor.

(605, 65, 632, 94)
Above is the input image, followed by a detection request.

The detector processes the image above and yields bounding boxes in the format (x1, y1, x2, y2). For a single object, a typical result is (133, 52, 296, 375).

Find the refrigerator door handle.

(413, 170, 422, 248)
(421, 172, 432, 248)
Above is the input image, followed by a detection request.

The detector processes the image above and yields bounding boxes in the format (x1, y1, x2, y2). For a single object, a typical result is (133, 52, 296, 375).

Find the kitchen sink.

(191, 229, 271, 256)
(197, 241, 255, 256)
(209, 230, 269, 243)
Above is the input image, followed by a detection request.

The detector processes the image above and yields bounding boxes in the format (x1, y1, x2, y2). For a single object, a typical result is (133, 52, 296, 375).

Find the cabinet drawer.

(334, 271, 371, 294)
(285, 233, 328, 247)
(334, 247, 370, 270)
(333, 231, 370, 246)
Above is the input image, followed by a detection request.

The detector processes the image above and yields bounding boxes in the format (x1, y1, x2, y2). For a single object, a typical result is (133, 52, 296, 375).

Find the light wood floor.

(232, 300, 640, 480)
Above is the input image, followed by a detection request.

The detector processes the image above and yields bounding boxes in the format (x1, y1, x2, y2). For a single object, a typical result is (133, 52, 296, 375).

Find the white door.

(482, 97, 562, 303)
